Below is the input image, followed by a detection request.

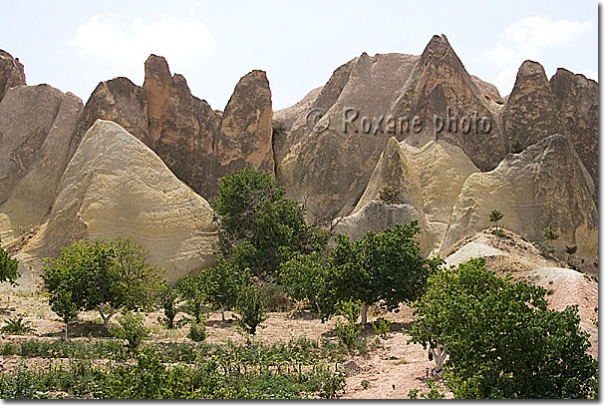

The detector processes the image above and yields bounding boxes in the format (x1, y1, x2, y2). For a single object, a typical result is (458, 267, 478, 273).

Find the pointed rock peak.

(516, 60, 547, 80)
(386, 136, 400, 149)
(144, 54, 172, 84)
(422, 34, 452, 59)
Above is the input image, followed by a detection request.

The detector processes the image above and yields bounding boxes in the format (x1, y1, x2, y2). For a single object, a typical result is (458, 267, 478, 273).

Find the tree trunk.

(221, 306, 225, 322)
(64, 323, 68, 341)
(361, 302, 368, 325)
(429, 343, 447, 377)
(97, 305, 116, 330)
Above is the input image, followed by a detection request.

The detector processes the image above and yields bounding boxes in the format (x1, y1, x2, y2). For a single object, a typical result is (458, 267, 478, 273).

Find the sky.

(0, 1, 598, 111)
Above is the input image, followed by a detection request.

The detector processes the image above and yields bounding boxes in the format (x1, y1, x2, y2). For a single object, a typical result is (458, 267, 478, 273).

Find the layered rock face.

(441, 134, 597, 270)
(13, 120, 218, 290)
(0, 50, 26, 102)
(275, 34, 598, 268)
(74, 55, 273, 200)
(0, 85, 83, 242)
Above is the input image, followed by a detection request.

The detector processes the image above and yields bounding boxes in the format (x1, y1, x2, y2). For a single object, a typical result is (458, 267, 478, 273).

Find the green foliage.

(177, 272, 206, 323)
(489, 209, 503, 229)
(0, 337, 349, 399)
(543, 224, 559, 243)
(565, 245, 577, 264)
(188, 316, 208, 342)
(280, 252, 327, 314)
(371, 317, 392, 336)
(111, 310, 149, 352)
(491, 228, 507, 238)
(378, 185, 400, 204)
(410, 258, 598, 399)
(42, 237, 166, 329)
(361, 379, 370, 389)
(334, 300, 363, 353)
(50, 288, 78, 339)
(0, 316, 35, 335)
(0, 241, 19, 286)
(323, 222, 440, 323)
(211, 167, 328, 279)
(201, 257, 249, 320)
(158, 284, 179, 329)
(234, 284, 268, 335)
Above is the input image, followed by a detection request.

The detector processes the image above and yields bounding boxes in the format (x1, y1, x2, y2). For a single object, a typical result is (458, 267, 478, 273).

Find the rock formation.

(502, 60, 561, 153)
(550, 68, 599, 202)
(15, 120, 218, 290)
(0, 50, 26, 103)
(441, 134, 598, 272)
(0, 84, 83, 243)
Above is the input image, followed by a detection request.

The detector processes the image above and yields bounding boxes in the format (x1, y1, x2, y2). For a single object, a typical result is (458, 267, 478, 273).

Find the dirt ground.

(0, 230, 597, 399)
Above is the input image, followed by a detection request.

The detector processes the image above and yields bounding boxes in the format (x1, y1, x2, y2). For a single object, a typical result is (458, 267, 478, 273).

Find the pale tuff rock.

(28, 120, 218, 287)
(0, 84, 83, 243)
(0, 50, 26, 103)
(441, 134, 597, 273)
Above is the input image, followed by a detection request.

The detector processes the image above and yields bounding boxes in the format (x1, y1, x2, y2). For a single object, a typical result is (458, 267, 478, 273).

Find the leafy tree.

(280, 251, 327, 314)
(200, 257, 249, 321)
(211, 167, 328, 279)
(489, 209, 503, 230)
(334, 300, 363, 353)
(565, 245, 577, 265)
(176, 272, 206, 324)
(49, 288, 79, 340)
(324, 222, 439, 324)
(158, 284, 180, 329)
(410, 257, 597, 399)
(111, 310, 149, 352)
(0, 241, 19, 286)
(543, 224, 559, 251)
(42, 237, 165, 330)
(234, 283, 268, 335)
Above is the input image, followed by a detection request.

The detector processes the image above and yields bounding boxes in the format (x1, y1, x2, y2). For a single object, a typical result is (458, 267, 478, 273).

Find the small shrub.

(272, 120, 286, 137)
(491, 228, 507, 238)
(0, 316, 35, 335)
(378, 185, 400, 204)
(361, 379, 370, 389)
(234, 284, 268, 335)
(111, 310, 149, 352)
(334, 300, 363, 354)
(188, 317, 207, 342)
(371, 317, 392, 336)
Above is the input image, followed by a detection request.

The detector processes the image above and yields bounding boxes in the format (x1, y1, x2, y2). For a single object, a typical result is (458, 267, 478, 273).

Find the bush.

(188, 317, 208, 343)
(334, 300, 363, 354)
(111, 310, 149, 352)
(371, 317, 391, 336)
(0, 316, 35, 335)
(234, 284, 268, 335)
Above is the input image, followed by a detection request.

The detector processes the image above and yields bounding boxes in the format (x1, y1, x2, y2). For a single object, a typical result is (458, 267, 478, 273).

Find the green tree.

(543, 224, 559, 251)
(565, 245, 577, 265)
(0, 241, 19, 286)
(176, 272, 206, 324)
(111, 310, 149, 352)
(199, 257, 249, 321)
(42, 237, 165, 330)
(280, 251, 327, 314)
(410, 258, 597, 399)
(158, 284, 180, 329)
(49, 288, 79, 340)
(211, 167, 328, 279)
(234, 283, 268, 335)
(489, 209, 503, 230)
(324, 222, 439, 324)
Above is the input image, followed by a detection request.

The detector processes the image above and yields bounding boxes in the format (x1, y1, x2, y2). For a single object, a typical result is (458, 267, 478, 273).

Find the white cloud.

(484, 15, 592, 95)
(70, 13, 216, 73)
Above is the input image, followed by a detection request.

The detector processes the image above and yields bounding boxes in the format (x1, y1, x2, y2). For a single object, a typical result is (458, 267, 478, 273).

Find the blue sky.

(1, 1, 598, 110)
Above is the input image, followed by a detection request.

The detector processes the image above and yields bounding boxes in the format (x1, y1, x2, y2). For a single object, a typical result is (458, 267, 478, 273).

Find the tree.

(489, 210, 503, 230)
(234, 283, 268, 335)
(199, 257, 249, 321)
(410, 258, 598, 399)
(49, 288, 79, 340)
(42, 237, 165, 330)
(324, 221, 439, 325)
(176, 272, 207, 324)
(158, 284, 180, 330)
(211, 167, 328, 279)
(543, 224, 559, 251)
(0, 241, 19, 286)
(280, 251, 327, 314)
(565, 245, 578, 266)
